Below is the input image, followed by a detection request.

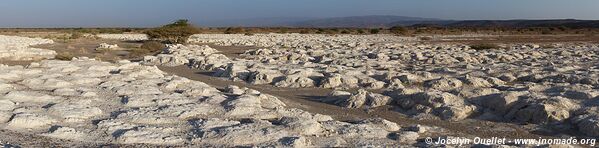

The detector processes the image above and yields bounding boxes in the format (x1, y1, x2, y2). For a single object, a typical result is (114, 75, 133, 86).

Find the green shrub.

(145, 19, 199, 44)
(369, 28, 380, 34)
(316, 28, 325, 34)
(470, 43, 501, 50)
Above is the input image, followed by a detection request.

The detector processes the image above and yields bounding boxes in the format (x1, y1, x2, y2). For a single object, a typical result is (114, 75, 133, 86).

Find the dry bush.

(419, 36, 433, 41)
(141, 41, 165, 52)
(390, 26, 409, 35)
(224, 27, 244, 34)
(70, 32, 83, 39)
(129, 41, 166, 57)
(145, 19, 199, 44)
(55, 52, 74, 61)
(299, 30, 311, 34)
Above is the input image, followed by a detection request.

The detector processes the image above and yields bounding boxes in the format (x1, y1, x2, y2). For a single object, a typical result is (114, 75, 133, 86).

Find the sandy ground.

(31, 38, 143, 62)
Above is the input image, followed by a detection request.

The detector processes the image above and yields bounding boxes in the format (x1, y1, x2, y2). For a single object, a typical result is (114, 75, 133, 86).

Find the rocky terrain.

(0, 34, 444, 147)
(0, 56, 431, 147)
(146, 34, 599, 139)
(96, 34, 148, 41)
(0, 35, 56, 61)
(1, 33, 598, 147)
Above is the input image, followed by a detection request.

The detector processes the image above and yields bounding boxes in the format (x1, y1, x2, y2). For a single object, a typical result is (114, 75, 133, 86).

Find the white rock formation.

(96, 34, 148, 41)
(0, 35, 56, 60)
(0, 57, 410, 147)
(136, 33, 599, 139)
(95, 43, 120, 50)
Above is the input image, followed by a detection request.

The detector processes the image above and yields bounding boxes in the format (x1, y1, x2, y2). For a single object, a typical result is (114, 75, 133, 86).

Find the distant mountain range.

(199, 15, 599, 29)
(200, 15, 444, 28)
(289, 15, 443, 28)
(445, 19, 599, 28)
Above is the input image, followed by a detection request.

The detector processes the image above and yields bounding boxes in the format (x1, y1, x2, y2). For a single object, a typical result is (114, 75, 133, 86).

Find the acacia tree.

(145, 19, 199, 44)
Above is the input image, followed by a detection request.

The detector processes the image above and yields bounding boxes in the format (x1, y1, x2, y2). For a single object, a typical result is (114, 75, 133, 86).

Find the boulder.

(509, 97, 577, 123)
(320, 74, 342, 88)
(0, 100, 16, 111)
(248, 69, 283, 85)
(336, 89, 368, 108)
(215, 63, 251, 81)
(398, 74, 423, 85)
(479, 91, 527, 114)
(438, 105, 476, 120)
(326, 90, 352, 103)
(358, 118, 400, 131)
(412, 91, 464, 108)
(95, 43, 119, 50)
(0, 111, 12, 123)
(424, 77, 463, 91)
(143, 54, 189, 66)
(498, 73, 517, 82)
(7, 113, 57, 129)
(43, 126, 89, 140)
(460, 75, 492, 88)
(280, 136, 310, 148)
(455, 88, 500, 99)
(3, 91, 62, 103)
(387, 78, 405, 89)
(365, 93, 392, 108)
(117, 127, 185, 145)
(274, 71, 317, 88)
(224, 85, 246, 95)
(279, 117, 323, 135)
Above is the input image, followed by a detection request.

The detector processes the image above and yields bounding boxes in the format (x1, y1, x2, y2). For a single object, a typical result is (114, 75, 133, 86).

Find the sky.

(1, 0, 598, 28)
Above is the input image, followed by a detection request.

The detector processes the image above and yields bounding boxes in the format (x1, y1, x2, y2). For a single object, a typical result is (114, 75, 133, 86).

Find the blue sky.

(1, 0, 598, 27)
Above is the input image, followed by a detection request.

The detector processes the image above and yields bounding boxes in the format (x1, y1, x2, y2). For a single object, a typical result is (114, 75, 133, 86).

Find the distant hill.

(289, 15, 442, 28)
(200, 16, 599, 29)
(443, 19, 599, 28)
(199, 17, 316, 27)
(200, 15, 445, 28)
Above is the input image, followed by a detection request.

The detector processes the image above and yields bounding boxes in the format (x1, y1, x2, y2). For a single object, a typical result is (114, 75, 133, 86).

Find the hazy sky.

(1, 0, 598, 27)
